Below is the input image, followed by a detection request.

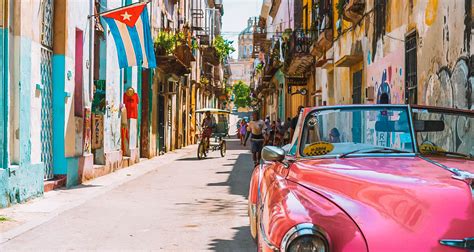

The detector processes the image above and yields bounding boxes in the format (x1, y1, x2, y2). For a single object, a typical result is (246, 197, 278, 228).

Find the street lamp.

(290, 88, 308, 96)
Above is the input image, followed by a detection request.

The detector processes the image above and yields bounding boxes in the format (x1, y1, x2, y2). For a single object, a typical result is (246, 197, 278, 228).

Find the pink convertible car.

(248, 105, 473, 252)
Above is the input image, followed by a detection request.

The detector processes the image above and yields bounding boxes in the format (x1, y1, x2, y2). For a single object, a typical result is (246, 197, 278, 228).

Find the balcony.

(342, 0, 366, 23)
(283, 29, 314, 76)
(155, 31, 195, 75)
(311, 15, 333, 59)
(202, 46, 220, 66)
(263, 38, 282, 81)
(252, 17, 267, 58)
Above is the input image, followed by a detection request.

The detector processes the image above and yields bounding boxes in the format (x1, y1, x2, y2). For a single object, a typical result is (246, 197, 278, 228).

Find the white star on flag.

(121, 12, 132, 21)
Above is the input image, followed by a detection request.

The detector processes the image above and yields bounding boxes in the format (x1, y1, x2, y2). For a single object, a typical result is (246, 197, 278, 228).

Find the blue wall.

(52, 55, 67, 175)
(0, 36, 45, 208)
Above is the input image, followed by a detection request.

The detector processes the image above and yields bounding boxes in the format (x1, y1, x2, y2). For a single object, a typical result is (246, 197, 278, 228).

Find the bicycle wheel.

(220, 140, 226, 157)
(197, 142, 205, 160)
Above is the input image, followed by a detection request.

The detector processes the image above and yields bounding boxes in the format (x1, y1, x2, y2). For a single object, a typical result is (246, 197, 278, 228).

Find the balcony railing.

(311, 14, 333, 58)
(283, 29, 314, 76)
(343, 0, 366, 23)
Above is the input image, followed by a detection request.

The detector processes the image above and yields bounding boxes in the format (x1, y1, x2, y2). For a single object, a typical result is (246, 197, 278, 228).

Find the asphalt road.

(0, 138, 256, 251)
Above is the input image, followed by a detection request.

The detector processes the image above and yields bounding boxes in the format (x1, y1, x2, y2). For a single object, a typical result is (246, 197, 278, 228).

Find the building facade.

(253, 0, 473, 122)
(0, 0, 227, 208)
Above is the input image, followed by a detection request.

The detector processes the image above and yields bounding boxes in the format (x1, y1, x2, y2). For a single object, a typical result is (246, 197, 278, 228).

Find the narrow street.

(0, 138, 256, 251)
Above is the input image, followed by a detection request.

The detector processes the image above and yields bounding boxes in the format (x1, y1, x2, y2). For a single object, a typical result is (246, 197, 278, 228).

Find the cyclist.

(201, 111, 214, 154)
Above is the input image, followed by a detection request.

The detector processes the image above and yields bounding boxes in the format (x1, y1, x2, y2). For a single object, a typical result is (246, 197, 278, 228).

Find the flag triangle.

(102, 3, 146, 27)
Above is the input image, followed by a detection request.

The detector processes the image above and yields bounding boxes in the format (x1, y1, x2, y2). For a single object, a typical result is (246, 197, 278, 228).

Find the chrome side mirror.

(262, 146, 286, 162)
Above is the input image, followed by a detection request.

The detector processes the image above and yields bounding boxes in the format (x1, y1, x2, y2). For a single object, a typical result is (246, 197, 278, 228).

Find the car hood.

(287, 157, 474, 252)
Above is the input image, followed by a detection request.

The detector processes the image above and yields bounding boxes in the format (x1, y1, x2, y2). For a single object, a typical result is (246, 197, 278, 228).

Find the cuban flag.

(101, 2, 156, 69)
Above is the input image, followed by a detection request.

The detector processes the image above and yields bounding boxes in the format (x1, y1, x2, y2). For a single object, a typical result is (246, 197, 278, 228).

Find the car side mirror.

(262, 146, 286, 162)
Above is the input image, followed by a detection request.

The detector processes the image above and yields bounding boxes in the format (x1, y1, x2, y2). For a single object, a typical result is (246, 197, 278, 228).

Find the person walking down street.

(274, 118, 285, 146)
(247, 112, 266, 166)
(289, 106, 304, 141)
(239, 119, 248, 145)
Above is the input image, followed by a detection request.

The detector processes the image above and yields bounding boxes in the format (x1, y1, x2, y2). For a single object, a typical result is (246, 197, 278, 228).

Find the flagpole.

(87, 0, 152, 18)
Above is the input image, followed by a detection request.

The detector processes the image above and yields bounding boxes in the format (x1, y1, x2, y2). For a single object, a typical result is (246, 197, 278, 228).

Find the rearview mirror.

(262, 146, 286, 162)
(414, 120, 445, 132)
(375, 120, 410, 132)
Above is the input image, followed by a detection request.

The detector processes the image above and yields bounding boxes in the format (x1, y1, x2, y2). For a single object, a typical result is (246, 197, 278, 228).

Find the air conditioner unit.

(168, 81, 177, 94)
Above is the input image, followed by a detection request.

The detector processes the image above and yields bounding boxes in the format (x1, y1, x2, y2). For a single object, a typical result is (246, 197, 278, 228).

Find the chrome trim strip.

(407, 104, 419, 153)
(259, 218, 280, 251)
(280, 223, 330, 252)
(418, 155, 474, 195)
(440, 238, 474, 250)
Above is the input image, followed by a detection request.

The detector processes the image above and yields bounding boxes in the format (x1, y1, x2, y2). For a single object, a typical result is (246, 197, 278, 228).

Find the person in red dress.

(123, 87, 139, 119)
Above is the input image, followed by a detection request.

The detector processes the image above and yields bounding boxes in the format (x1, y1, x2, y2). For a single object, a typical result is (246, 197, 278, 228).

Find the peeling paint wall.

(416, 0, 473, 110)
(315, 0, 473, 110)
(0, 0, 46, 208)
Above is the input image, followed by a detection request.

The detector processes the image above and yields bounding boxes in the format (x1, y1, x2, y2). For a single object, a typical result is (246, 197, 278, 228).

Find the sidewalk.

(0, 145, 197, 244)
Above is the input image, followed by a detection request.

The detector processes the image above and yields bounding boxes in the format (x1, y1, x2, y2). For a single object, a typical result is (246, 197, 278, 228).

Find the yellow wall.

(302, 0, 312, 31)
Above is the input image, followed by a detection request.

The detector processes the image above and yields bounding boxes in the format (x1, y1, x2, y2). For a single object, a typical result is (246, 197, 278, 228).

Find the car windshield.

(300, 106, 415, 157)
(412, 108, 473, 158)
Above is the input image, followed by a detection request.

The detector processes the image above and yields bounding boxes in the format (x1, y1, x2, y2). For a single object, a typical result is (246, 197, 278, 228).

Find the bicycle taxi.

(196, 108, 230, 159)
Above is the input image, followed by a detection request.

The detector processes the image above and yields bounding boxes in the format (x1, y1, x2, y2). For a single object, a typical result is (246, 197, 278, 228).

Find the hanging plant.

(213, 35, 235, 62)
(154, 30, 185, 56)
(255, 62, 264, 74)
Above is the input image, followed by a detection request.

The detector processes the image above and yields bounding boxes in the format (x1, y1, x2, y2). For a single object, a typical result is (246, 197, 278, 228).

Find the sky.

(222, 0, 262, 58)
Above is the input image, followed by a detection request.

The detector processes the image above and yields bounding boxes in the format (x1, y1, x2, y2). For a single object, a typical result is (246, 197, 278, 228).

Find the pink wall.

(367, 49, 405, 104)
(271, 0, 294, 31)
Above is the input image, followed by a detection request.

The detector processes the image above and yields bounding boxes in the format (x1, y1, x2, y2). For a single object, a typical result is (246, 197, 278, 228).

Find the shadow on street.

(207, 137, 256, 251)
(209, 226, 255, 252)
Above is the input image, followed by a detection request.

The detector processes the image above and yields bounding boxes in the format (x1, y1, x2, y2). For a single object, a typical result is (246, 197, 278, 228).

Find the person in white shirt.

(247, 112, 266, 166)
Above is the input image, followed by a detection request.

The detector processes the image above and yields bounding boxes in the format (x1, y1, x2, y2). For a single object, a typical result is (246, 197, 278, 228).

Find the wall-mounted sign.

(286, 76, 307, 86)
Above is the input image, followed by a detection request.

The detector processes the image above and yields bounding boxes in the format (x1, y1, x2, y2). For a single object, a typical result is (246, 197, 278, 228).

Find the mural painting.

(424, 56, 473, 110)
(92, 114, 104, 150)
(367, 50, 405, 104)
(83, 108, 92, 154)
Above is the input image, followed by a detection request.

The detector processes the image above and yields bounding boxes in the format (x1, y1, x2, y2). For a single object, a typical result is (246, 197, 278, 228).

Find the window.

(405, 32, 417, 104)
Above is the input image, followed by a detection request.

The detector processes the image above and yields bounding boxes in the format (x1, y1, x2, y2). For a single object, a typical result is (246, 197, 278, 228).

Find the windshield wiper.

(424, 150, 473, 159)
(338, 147, 411, 158)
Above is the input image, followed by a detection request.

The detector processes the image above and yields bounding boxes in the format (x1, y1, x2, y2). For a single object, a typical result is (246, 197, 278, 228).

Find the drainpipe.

(2, 0, 9, 170)
(89, 0, 95, 102)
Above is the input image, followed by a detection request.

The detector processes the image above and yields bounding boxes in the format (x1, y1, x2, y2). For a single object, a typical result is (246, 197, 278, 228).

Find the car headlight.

(281, 223, 329, 252)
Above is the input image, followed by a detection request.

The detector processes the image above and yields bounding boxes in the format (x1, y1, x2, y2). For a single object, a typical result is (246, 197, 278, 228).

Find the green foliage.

(255, 62, 264, 74)
(336, 0, 347, 18)
(0, 216, 11, 222)
(154, 30, 185, 55)
(232, 81, 252, 108)
(213, 35, 235, 62)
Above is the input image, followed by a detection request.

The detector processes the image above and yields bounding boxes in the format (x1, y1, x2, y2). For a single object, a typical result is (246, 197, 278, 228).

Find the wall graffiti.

(424, 56, 473, 110)
(367, 50, 405, 104)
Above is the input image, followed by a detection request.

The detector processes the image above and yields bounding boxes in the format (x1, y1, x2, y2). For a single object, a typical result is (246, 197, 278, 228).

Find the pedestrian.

(283, 117, 291, 144)
(289, 106, 304, 141)
(239, 119, 247, 145)
(236, 119, 241, 139)
(274, 118, 284, 146)
(247, 112, 266, 166)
